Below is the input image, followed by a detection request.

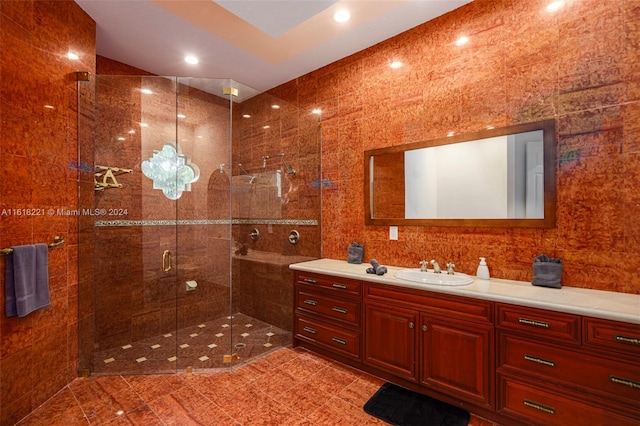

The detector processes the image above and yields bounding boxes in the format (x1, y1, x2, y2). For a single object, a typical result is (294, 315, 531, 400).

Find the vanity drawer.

(295, 316, 360, 359)
(496, 304, 580, 345)
(498, 375, 639, 426)
(366, 283, 493, 324)
(498, 334, 640, 407)
(583, 317, 640, 358)
(296, 272, 362, 297)
(296, 289, 360, 326)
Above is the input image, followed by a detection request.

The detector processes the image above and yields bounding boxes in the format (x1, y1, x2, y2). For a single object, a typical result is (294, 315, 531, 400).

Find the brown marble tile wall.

(231, 94, 322, 253)
(0, 1, 96, 423)
(230, 93, 322, 327)
(269, 0, 639, 294)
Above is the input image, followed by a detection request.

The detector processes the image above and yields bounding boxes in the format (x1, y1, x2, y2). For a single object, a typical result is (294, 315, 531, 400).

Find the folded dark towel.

(5, 244, 51, 317)
(348, 242, 364, 264)
(366, 259, 387, 275)
(532, 255, 562, 289)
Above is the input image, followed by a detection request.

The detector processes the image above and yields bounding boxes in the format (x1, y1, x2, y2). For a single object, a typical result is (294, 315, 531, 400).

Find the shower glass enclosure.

(77, 76, 321, 375)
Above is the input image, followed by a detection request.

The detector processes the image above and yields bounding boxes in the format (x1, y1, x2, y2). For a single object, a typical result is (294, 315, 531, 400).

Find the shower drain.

(234, 342, 247, 349)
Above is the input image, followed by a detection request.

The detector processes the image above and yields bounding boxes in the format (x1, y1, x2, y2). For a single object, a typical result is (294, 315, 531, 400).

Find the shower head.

(282, 160, 296, 176)
(237, 164, 256, 184)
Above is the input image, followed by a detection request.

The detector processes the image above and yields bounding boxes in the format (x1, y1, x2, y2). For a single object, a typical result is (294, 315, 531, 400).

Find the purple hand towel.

(5, 244, 50, 317)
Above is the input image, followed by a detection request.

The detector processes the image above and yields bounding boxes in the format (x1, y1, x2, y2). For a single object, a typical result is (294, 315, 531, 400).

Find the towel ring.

(0, 236, 65, 256)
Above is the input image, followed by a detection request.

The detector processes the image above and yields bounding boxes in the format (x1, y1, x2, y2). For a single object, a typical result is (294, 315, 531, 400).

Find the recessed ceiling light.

(546, 1, 565, 13)
(311, 109, 322, 115)
(184, 55, 199, 65)
(140, 123, 149, 128)
(390, 61, 403, 69)
(67, 52, 79, 60)
(455, 36, 469, 46)
(263, 125, 270, 129)
(117, 137, 125, 141)
(333, 9, 350, 23)
(141, 88, 153, 95)
(271, 104, 280, 109)
(177, 114, 186, 119)
(128, 129, 136, 134)
(242, 114, 251, 118)
(447, 131, 455, 137)
(44, 105, 55, 109)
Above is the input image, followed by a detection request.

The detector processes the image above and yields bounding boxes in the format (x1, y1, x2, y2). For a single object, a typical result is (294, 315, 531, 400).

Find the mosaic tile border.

(95, 219, 318, 227)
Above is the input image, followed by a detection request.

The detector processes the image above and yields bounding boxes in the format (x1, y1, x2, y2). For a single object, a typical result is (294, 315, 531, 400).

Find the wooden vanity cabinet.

(363, 302, 418, 381)
(292, 269, 640, 425)
(364, 283, 495, 409)
(293, 271, 363, 361)
(421, 314, 494, 407)
(496, 304, 640, 425)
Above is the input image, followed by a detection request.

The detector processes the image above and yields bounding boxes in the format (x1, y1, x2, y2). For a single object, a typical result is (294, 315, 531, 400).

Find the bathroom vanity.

(290, 259, 640, 426)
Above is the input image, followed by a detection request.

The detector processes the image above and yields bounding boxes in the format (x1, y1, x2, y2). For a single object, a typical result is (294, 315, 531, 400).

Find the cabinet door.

(421, 314, 494, 408)
(364, 302, 418, 381)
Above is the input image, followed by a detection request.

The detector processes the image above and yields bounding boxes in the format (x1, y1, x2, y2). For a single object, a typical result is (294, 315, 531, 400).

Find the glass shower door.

(79, 76, 234, 375)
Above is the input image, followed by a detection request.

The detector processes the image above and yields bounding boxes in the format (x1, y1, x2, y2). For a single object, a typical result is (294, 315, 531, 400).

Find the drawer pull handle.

(303, 326, 317, 334)
(615, 335, 640, 345)
(332, 307, 348, 314)
(303, 278, 317, 284)
(610, 375, 640, 389)
(304, 299, 318, 306)
(409, 322, 415, 329)
(332, 337, 348, 345)
(524, 354, 556, 367)
(523, 399, 555, 415)
(332, 283, 348, 289)
(422, 325, 428, 332)
(518, 317, 550, 328)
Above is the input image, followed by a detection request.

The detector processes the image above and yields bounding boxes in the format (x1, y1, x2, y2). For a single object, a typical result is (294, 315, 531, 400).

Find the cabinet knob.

(409, 322, 415, 329)
(422, 324, 428, 332)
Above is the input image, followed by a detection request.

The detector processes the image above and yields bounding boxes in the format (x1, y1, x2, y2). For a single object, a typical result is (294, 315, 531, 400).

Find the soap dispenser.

(476, 257, 490, 280)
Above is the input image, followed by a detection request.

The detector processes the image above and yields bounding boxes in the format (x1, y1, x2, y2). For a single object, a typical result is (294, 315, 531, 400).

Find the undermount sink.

(394, 268, 474, 286)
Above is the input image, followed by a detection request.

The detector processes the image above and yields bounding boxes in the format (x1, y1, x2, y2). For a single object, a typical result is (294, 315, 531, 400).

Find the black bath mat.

(363, 383, 470, 426)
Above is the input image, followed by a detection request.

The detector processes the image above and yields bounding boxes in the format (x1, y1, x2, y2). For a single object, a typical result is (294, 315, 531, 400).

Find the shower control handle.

(249, 229, 260, 241)
(162, 250, 172, 273)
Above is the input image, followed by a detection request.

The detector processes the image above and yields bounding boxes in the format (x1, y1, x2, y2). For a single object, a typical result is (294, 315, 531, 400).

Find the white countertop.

(289, 259, 640, 325)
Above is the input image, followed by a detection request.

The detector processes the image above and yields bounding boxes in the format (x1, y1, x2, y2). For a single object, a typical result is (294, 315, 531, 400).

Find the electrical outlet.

(389, 226, 398, 240)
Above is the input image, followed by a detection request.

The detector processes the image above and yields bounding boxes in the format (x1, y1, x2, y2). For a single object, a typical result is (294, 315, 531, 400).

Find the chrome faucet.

(430, 259, 441, 273)
(419, 260, 428, 272)
(446, 262, 455, 275)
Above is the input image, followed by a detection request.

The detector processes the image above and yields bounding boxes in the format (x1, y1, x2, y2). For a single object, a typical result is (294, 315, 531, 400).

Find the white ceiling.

(75, 0, 472, 94)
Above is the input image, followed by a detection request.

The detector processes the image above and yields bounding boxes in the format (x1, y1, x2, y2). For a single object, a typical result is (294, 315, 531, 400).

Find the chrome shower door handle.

(162, 250, 172, 273)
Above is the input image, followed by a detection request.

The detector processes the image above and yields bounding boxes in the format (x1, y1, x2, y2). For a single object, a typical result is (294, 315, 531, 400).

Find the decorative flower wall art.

(141, 142, 200, 200)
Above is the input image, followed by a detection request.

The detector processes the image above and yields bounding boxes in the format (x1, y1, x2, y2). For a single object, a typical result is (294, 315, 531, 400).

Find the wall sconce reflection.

(141, 142, 200, 200)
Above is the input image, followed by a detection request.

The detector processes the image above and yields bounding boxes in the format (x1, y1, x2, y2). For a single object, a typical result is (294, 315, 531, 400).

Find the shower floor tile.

(92, 313, 291, 375)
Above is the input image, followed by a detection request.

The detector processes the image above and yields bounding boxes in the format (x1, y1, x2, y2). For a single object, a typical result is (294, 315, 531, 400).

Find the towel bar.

(0, 236, 65, 256)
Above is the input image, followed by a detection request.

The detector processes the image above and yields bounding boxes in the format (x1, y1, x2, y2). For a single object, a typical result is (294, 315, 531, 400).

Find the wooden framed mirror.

(365, 120, 556, 228)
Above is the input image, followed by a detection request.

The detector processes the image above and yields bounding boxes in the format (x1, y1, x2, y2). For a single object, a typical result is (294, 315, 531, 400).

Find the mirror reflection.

(366, 120, 556, 228)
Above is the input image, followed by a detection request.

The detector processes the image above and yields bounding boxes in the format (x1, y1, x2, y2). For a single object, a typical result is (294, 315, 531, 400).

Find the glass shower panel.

(87, 75, 182, 375)
(78, 75, 320, 376)
(174, 78, 235, 371)
(80, 76, 237, 375)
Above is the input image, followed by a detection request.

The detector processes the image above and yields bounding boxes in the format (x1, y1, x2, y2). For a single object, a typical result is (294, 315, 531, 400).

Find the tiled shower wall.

(270, 0, 639, 294)
(0, 1, 95, 424)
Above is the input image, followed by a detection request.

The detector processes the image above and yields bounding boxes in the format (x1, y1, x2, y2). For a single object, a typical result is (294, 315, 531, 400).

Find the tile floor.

(93, 313, 291, 375)
(17, 347, 492, 426)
